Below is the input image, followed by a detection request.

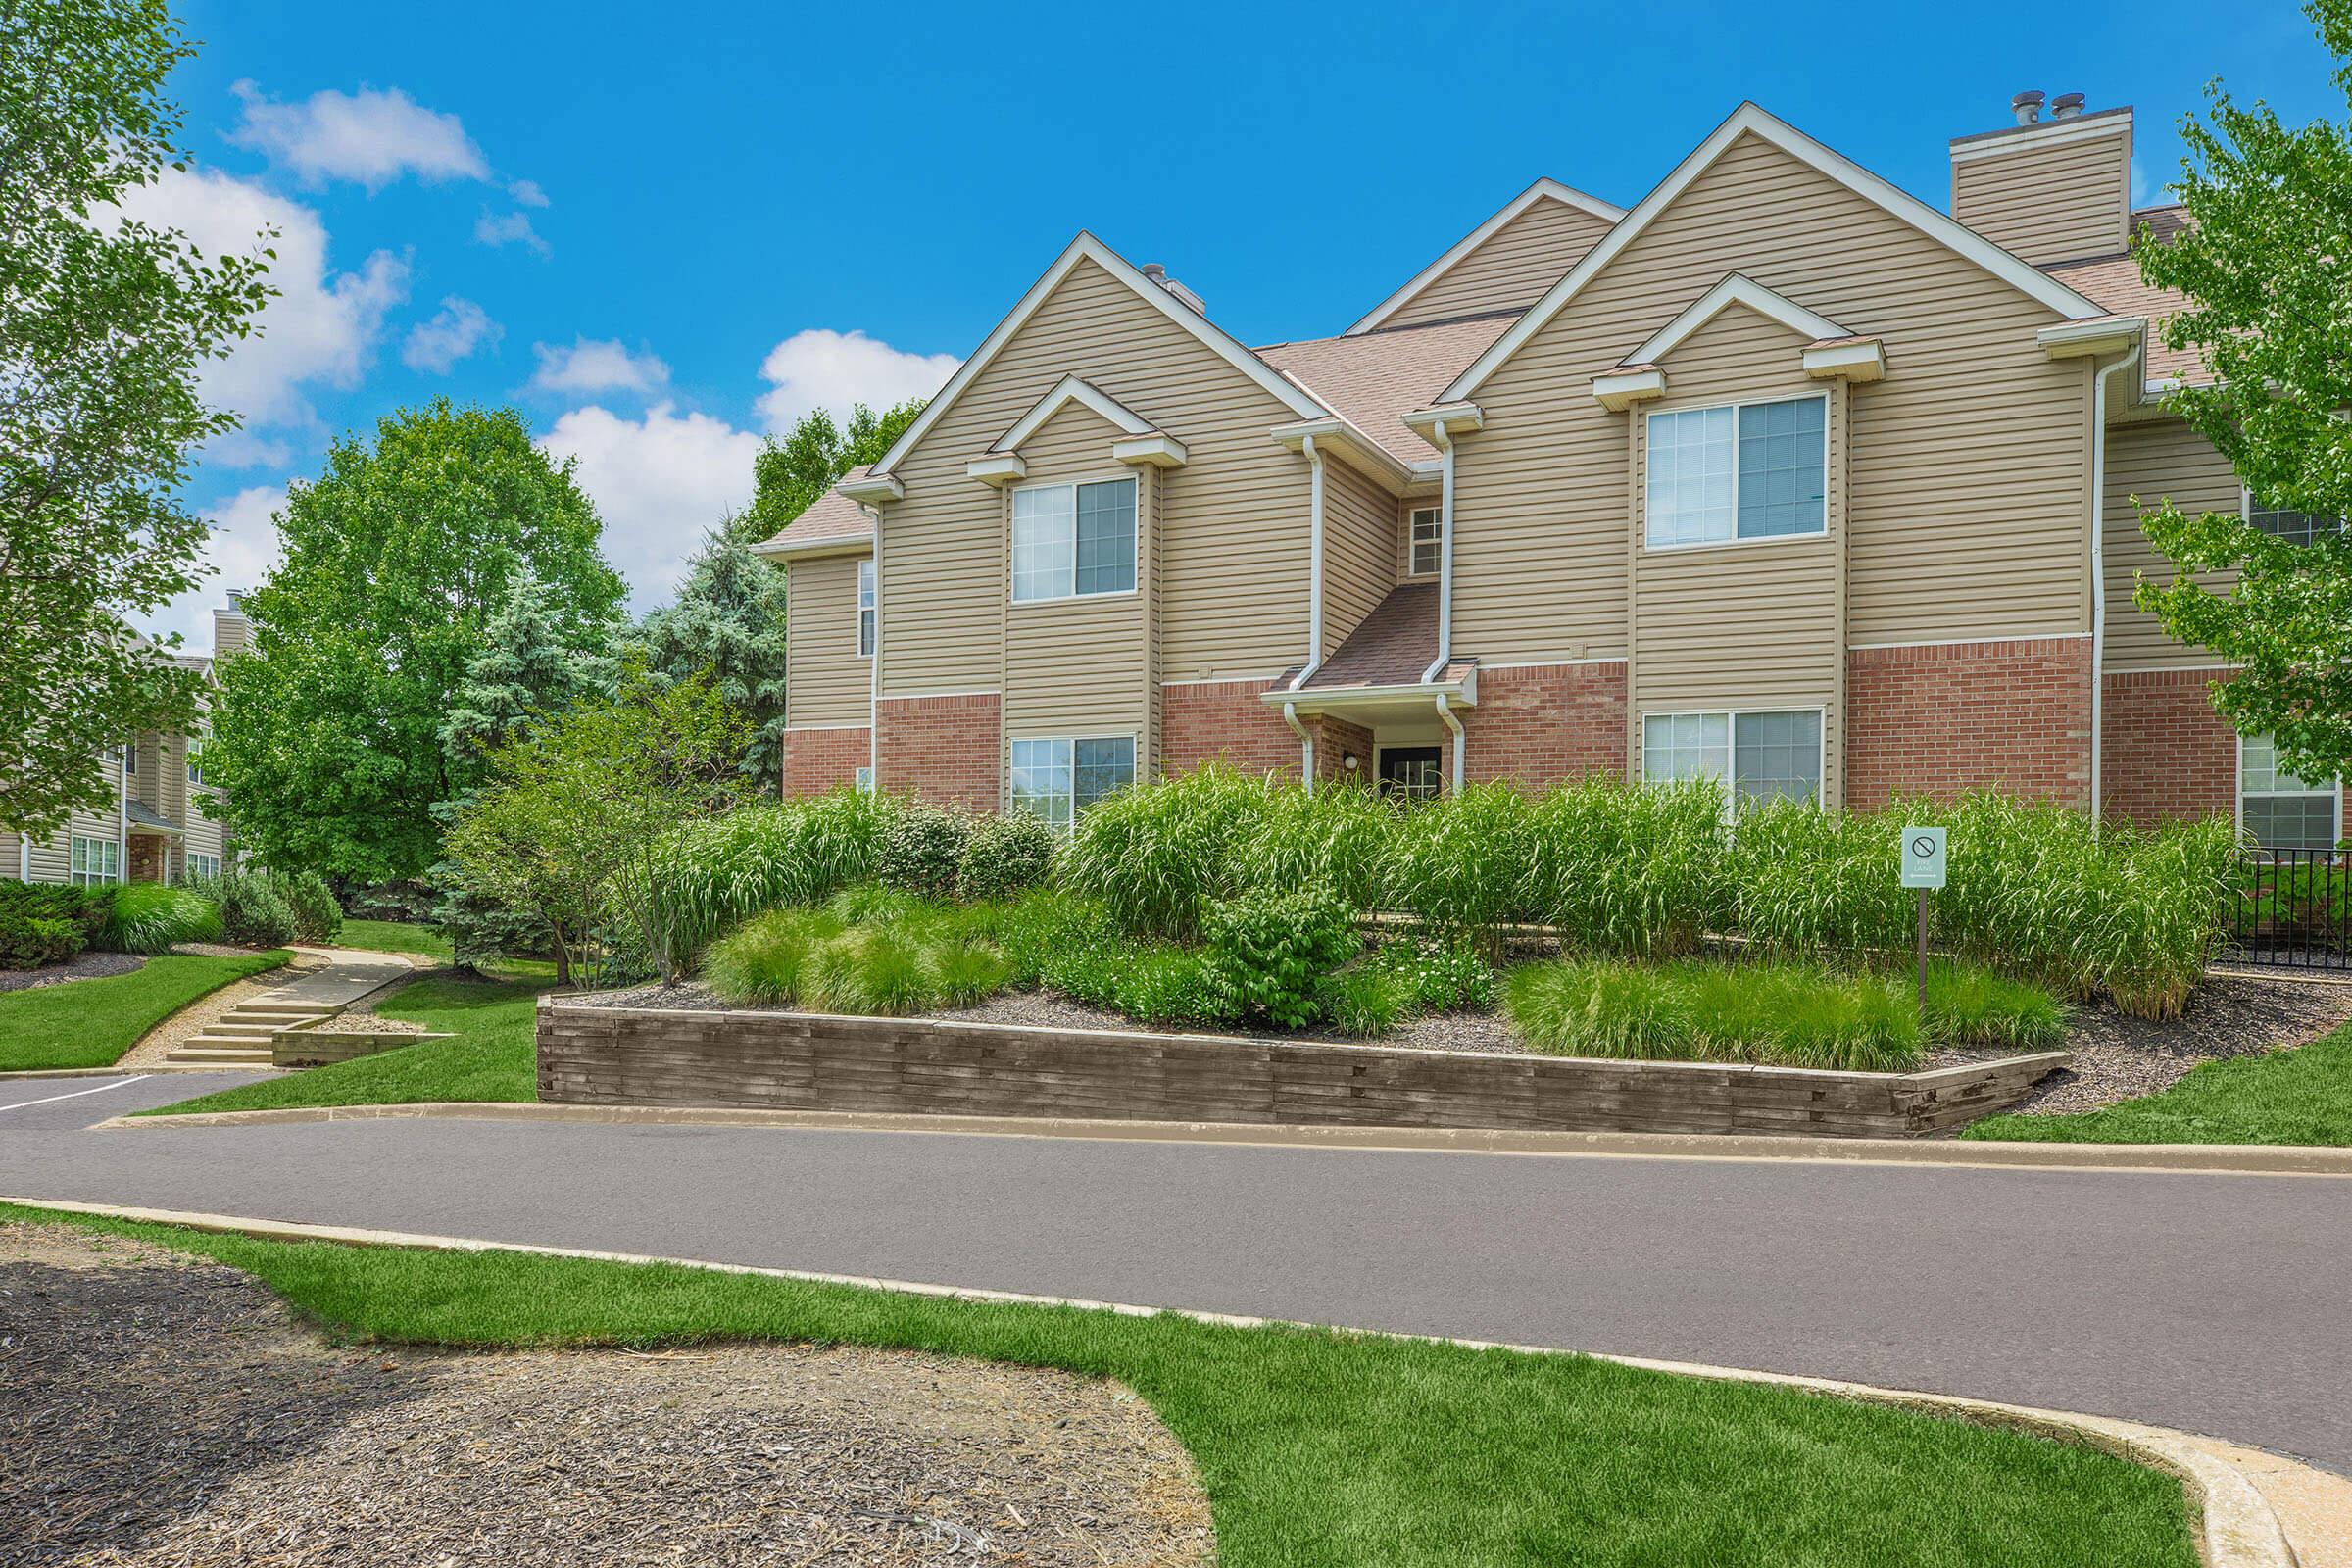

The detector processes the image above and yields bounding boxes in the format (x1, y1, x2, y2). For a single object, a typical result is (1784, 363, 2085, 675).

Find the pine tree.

(440, 570, 616, 786)
(625, 531, 791, 791)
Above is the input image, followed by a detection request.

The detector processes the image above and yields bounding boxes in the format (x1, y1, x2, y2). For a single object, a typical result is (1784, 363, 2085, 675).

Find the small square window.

(1409, 507, 1444, 576)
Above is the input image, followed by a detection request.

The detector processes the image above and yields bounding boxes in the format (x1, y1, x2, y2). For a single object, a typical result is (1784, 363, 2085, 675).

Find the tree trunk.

(550, 924, 573, 988)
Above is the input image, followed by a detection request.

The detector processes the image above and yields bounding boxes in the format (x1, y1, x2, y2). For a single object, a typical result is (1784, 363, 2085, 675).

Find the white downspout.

(1281, 700, 1314, 794)
(1435, 691, 1465, 793)
(2088, 338, 2142, 826)
(1290, 433, 1327, 692)
(116, 744, 127, 883)
(862, 505, 883, 787)
(1421, 419, 1457, 684)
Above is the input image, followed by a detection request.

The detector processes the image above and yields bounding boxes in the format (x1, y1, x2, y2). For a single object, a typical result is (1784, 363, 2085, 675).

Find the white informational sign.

(1900, 826, 1947, 890)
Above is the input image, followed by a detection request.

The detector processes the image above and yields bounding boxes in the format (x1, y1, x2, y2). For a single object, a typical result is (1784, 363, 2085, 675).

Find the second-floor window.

(2247, 496, 2344, 548)
(122, 742, 137, 776)
(1409, 507, 1444, 576)
(1646, 396, 1826, 548)
(1012, 477, 1137, 602)
(856, 559, 876, 657)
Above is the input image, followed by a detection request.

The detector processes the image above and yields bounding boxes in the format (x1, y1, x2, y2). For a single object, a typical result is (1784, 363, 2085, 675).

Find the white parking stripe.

(0, 1075, 150, 1114)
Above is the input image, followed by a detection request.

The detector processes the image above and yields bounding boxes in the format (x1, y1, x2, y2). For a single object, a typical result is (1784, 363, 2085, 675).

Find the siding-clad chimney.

(1950, 97, 2132, 267)
(211, 595, 251, 661)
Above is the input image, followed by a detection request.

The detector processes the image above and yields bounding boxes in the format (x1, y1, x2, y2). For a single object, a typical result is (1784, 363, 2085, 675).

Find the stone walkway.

(151, 948, 422, 1068)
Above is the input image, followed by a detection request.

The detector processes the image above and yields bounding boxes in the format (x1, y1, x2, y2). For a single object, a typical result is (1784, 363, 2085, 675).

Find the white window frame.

(2235, 732, 2341, 850)
(856, 558, 876, 658)
(1009, 474, 1140, 605)
(69, 835, 122, 887)
(1640, 705, 1829, 812)
(122, 741, 136, 776)
(1008, 733, 1138, 830)
(2240, 486, 2345, 549)
(1643, 393, 1830, 552)
(185, 851, 221, 880)
(1408, 506, 1444, 578)
(853, 765, 874, 795)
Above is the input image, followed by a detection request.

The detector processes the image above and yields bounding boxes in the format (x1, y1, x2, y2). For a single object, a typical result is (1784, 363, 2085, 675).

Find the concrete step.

(188, 1035, 275, 1050)
(164, 1046, 274, 1064)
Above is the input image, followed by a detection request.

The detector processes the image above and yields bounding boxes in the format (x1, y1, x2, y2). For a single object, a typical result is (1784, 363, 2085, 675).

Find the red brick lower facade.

(876, 693, 1003, 812)
(1462, 662, 1628, 787)
(2101, 666, 2236, 827)
(1844, 638, 2093, 808)
(1159, 678, 1302, 778)
(779, 725, 869, 798)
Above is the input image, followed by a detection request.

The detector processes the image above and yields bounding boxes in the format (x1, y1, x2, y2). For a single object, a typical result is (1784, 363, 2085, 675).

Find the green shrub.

(1920, 960, 2067, 1050)
(1367, 937, 1497, 1012)
(1059, 761, 1268, 941)
(1106, 947, 1237, 1027)
(988, 889, 1118, 989)
(1201, 886, 1361, 1029)
(956, 810, 1058, 902)
(278, 869, 343, 944)
(1728, 797, 1911, 961)
(1507, 957, 1925, 1072)
(99, 884, 222, 955)
(1526, 776, 1725, 957)
(0, 912, 84, 969)
(1316, 962, 1416, 1036)
(1234, 782, 1397, 913)
(703, 906, 845, 1004)
(0, 882, 111, 948)
(190, 870, 298, 948)
(1383, 781, 1535, 954)
(876, 800, 971, 899)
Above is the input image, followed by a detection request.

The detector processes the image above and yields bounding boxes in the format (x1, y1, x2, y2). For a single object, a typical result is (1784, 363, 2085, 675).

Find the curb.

(0, 1195, 2309, 1568)
(98, 1099, 2352, 1177)
(1, 1065, 286, 1080)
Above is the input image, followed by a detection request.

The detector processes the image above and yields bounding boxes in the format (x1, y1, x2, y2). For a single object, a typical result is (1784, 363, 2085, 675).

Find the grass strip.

(0, 1200, 2197, 1568)
(0, 951, 292, 1073)
(1968, 1020, 2352, 1146)
(332, 919, 454, 960)
(135, 972, 546, 1116)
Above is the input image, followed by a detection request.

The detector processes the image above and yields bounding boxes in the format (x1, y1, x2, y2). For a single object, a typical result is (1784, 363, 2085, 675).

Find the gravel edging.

(0, 1220, 1211, 1567)
(0, 951, 146, 994)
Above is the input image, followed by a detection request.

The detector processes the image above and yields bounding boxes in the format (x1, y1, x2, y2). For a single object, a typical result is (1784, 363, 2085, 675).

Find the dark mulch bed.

(0, 951, 144, 995)
(0, 1221, 1209, 1568)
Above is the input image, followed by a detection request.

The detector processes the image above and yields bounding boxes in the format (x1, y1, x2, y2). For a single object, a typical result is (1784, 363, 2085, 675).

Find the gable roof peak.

(1347, 176, 1627, 336)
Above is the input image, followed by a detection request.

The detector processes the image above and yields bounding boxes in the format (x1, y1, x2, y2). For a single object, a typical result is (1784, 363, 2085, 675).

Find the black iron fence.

(2224, 848, 2351, 971)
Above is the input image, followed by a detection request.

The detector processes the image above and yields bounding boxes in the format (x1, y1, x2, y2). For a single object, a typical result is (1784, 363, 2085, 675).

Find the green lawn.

(1968, 1020, 2352, 1146)
(0, 951, 292, 1073)
(139, 970, 547, 1116)
(0, 1201, 2195, 1568)
(333, 919, 453, 961)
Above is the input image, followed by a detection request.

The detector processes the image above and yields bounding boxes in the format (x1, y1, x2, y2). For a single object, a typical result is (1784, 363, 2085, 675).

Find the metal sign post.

(1899, 827, 1947, 1010)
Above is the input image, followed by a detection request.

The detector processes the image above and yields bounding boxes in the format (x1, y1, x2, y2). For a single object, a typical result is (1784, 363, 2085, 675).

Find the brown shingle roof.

(1300, 583, 1446, 690)
(2040, 206, 2208, 386)
(757, 465, 876, 553)
(1256, 315, 1516, 466)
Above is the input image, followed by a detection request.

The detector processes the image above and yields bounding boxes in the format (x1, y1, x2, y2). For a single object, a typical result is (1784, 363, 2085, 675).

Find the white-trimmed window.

(854, 765, 874, 795)
(2246, 494, 2344, 548)
(2239, 735, 2340, 850)
(1011, 478, 1136, 602)
(70, 835, 120, 887)
(186, 731, 207, 787)
(1409, 506, 1444, 576)
(1642, 709, 1824, 806)
(856, 559, 876, 658)
(186, 852, 221, 880)
(122, 741, 137, 776)
(1646, 396, 1827, 548)
(1009, 735, 1135, 829)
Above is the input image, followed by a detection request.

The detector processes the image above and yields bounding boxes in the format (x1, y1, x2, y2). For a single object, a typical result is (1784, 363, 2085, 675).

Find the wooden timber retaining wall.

(537, 1002, 2068, 1139)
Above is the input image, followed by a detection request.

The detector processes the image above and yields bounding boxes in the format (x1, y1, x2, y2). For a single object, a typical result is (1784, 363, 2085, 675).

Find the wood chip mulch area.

(0, 1222, 1211, 1567)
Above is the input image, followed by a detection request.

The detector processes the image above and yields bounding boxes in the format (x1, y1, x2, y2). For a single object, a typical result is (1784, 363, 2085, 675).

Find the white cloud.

(529, 337, 669, 397)
(508, 178, 549, 208)
(227, 80, 487, 191)
(538, 404, 762, 607)
(402, 296, 501, 374)
(474, 209, 549, 256)
(754, 328, 960, 433)
(116, 164, 409, 432)
(137, 485, 289, 653)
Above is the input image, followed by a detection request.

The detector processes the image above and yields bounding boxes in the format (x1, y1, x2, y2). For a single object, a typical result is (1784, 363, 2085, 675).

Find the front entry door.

(1378, 746, 1444, 803)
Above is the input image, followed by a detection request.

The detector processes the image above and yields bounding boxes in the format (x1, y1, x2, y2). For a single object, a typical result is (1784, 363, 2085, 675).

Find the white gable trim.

(1627, 273, 1851, 365)
(990, 375, 1153, 453)
(870, 231, 1325, 480)
(1346, 178, 1628, 336)
(1442, 103, 2110, 404)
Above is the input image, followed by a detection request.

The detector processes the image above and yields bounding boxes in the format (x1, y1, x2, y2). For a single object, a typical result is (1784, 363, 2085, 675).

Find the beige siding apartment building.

(758, 95, 2342, 848)
(1, 600, 247, 887)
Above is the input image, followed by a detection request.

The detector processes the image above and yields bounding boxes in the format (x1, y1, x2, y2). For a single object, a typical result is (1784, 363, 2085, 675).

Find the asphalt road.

(5, 1070, 2348, 1474)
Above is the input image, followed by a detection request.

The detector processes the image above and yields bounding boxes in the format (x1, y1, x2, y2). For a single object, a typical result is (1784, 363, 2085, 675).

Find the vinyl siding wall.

(2103, 415, 2237, 670)
(1628, 303, 1846, 804)
(786, 554, 876, 727)
(1384, 197, 1617, 328)
(1319, 458, 1396, 655)
(1951, 127, 2131, 267)
(1451, 129, 2091, 671)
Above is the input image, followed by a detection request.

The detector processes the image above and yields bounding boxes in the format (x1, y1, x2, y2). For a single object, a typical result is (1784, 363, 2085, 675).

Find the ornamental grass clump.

(1526, 776, 1725, 956)
(1728, 798, 1912, 961)
(2087, 814, 2238, 1020)
(1508, 957, 1926, 1072)
(1059, 761, 1269, 941)
(702, 906, 845, 1004)
(653, 788, 899, 966)
(100, 883, 223, 955)
(1920, 959, 2067, 1050)
(1233, 780, 1398, 913)
(1383, 781, 1535, 955)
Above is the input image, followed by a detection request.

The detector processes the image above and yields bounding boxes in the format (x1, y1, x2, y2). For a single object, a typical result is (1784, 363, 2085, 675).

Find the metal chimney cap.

(2050, 92, 2086, 119)
(2011, 89, 2045, 125)
(1140, 263, 1166, 281)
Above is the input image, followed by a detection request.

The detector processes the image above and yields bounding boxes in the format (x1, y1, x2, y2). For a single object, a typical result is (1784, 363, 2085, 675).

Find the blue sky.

(149, 0, 2332, 649)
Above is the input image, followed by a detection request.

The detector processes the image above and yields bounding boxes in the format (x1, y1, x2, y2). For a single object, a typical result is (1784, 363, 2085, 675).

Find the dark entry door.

(1378, 746, 1443, 803)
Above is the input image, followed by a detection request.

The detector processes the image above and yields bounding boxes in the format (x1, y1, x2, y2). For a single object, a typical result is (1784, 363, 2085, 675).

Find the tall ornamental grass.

(653, 788, 898, 966)
(1382, 781, 1535, 954)
(1232, 780, 1397, 912)
(1506, 957, 1926, 1073)
(1526, 777, 1724, 956)
(1057, 761, 1269, 942)
(1728, 797, 1912, 960)
(100, 884, 223, 954)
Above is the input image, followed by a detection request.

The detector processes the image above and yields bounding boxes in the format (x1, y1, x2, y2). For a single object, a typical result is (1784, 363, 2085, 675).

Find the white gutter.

(1435, 692, 1466, 792)
(1290, 433, 1327, 692)
(2087, 336, 2144, 826)
(1420, 419, 1459, 684)
(116, 745, 127, 883)
(1281, 700, 1315, 794)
